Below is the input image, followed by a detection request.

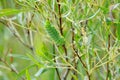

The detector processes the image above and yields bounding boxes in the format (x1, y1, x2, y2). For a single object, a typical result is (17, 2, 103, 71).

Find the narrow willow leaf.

(26, 54, 41, 67)
(16, 64, 36, 80)
(112, 3, 120, 10)
(34, 68, 47, 77)
(45, 20, 64, 45)
(117, 23, 120, 40)
(0, 9, 24, 17)
(26, 69, 31, 80)
(8, 54, 30, 60)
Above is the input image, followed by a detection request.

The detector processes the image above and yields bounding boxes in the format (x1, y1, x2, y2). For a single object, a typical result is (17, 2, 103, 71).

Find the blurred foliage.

(0, 0, 120, 80)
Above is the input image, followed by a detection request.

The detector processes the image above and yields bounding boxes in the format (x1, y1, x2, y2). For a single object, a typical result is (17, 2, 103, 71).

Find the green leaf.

(26, 69, 31, 80)
(8, 54, 30, 60)
(45, 20, 65, 45)
(17, 64, 36, 80)
(26, 54, 42, 67)
(106, 17, 112, 25)
(0, 9, 24, 17)
(117, 23, 120, 40)
(100, 7, 109, 14)
(34, 68, 47, 77)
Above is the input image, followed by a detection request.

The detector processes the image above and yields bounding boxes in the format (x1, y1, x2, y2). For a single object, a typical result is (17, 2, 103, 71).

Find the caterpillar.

(45, 20, 64, 45)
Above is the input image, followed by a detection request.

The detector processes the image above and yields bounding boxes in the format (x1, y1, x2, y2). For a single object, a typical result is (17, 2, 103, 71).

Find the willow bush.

(0, 0, 120, 80)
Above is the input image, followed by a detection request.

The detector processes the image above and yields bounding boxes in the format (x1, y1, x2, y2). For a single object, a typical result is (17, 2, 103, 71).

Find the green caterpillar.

(45, 20, 65, 45)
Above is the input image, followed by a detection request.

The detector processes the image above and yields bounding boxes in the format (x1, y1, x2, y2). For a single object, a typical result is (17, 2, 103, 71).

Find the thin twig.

(56, 0, 68, 60)
(57, 0, 63, 35)
(71, 24, 77, 80)
(106, 4, 117, 80)
(79, 21, 91, 80)
(26, 13, 36, 54)
(0, 19, 34, 53)
(62, 69, 70, 80)
(0, 58, 25, 80)
(53, 44, 61, 80)
(56, 0, 69, 79)
(106, 34, 110, 80)
(73, 49, 91, 80)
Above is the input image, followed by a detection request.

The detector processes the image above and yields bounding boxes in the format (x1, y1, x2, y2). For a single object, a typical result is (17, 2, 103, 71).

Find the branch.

(56, 0, 69, 79)
(106, 35, 110, 80)
(57, 0, 63, 35)
(106, 4, 117, 80)
(26, 13, 36, 54)
(53, 44, 61, 80)
(73, 49, 91, 80)
(0, 19, 34, 53)
(71, 24, 77, 80)
(0, 58, 25, 80)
